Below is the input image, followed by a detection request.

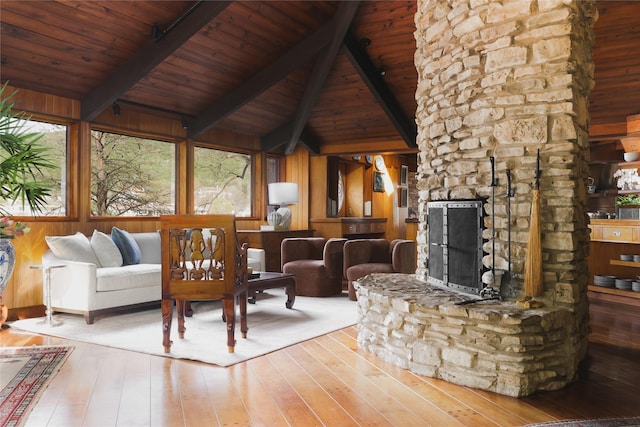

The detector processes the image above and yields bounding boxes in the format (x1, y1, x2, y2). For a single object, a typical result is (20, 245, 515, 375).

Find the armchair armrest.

(343, 240, 374, 276)
(43, 251, 99, 311)
(391, 239, 417, 273)
(323, 238, 347, 278)
(247, 248, 266, 272)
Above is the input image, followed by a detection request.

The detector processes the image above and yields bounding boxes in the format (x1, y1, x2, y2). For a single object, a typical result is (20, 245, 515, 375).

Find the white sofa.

(43, 228, 265, 324)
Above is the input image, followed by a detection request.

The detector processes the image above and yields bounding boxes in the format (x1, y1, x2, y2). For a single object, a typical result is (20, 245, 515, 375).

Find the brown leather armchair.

(281, 237, 347, 297)
(343, 239, 416, 300)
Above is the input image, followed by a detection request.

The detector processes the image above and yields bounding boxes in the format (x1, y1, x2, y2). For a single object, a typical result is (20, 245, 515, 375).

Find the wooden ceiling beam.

(81, 1, 231, 122)
(298, 128, 321, 154)
(342, 32, 417, 149)
(261, 123, 320, 154)
(283, 1, 361, 155)
(189, 18, 339, 139)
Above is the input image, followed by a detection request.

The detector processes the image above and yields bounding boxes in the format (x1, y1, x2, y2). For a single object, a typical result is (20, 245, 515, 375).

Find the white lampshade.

(268, 182, 298, 206)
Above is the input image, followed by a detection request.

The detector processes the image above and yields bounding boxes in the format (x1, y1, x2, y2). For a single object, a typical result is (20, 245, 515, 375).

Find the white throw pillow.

(45, 232, 101, 265)
(90, 230, 123, 268)
(131, 231, 161, 264)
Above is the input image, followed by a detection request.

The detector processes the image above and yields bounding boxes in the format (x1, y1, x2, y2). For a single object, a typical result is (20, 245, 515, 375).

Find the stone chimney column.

(414, 0, 596, 319)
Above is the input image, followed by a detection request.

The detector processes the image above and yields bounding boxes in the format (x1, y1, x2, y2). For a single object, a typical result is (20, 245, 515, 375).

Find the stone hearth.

(355, 273, 582, 397)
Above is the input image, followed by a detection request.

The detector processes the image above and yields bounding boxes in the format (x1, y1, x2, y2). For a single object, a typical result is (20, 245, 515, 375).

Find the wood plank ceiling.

(1, 1, 638, 155)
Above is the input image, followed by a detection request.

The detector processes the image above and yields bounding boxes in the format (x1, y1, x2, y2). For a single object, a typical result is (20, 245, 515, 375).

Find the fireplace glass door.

(427, 200, 485, 294)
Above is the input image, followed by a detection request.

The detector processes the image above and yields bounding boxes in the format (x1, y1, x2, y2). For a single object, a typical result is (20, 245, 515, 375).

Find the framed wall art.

(400, 165, 408, 186)
(373, 171, 385, 192)
(399, 187, 408, 207)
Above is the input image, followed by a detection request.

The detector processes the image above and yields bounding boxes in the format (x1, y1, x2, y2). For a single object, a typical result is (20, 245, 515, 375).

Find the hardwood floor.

(1, 297, 639, 427)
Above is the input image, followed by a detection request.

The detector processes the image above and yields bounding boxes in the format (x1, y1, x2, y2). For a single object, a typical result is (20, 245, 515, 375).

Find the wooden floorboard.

(1, 297, 639, 427)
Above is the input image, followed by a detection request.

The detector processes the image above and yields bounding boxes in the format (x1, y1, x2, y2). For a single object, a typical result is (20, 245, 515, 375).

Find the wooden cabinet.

(310, 217, 386, 240)
(237, 229, 314, 272)
(597, 224, 637, 242)
(588, 219, 640, 306)
(341, 218, 386, 236)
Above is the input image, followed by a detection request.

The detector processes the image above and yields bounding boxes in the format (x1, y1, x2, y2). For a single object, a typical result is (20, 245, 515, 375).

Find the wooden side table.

(247, 272, 296, 308)
(30, 264, 66, 327)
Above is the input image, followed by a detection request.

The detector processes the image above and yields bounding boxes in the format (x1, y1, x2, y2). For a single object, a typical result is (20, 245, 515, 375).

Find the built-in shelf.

(588, 285, 640, 300)
(610, 259, 640, 267)
(587, 258, 640, 304)
(589, 190, 618, 197)
(616, 160, 640, 169)
(588, 220, 640, 305)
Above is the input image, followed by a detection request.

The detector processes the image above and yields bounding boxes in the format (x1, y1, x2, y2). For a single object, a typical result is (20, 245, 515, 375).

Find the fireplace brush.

(520, 149, 544, 308)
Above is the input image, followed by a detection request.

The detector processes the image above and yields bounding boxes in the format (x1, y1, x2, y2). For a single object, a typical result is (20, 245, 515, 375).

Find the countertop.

(589, 219, 640, 226)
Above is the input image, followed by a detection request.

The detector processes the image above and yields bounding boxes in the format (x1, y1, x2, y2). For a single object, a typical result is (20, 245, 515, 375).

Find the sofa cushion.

(131, 231, 161, 264)
(111, 227, 141, 265)
(45, 232, 100, 265)
(91, 230, 123, 268)
(96, 264, 161, 292)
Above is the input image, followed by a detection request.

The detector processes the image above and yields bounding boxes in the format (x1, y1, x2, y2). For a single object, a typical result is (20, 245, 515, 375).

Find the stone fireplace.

(355, 0, 596, 397)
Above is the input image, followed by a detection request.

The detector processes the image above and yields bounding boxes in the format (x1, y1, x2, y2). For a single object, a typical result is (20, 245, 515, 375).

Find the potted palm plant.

(0, 82, 56, 325)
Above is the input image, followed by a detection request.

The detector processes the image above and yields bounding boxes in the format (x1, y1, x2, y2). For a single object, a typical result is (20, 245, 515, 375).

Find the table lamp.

(267, 182, 298, 230)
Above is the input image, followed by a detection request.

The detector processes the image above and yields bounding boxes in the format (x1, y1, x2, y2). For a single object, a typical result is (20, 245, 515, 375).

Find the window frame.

(191, 141, 257, 218)
(89, 125, 180, 218)
(2, 112, 75, 221)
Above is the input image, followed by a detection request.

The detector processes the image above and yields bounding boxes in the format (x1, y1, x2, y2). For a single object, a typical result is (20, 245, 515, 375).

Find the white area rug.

(10, 289, 358, 367)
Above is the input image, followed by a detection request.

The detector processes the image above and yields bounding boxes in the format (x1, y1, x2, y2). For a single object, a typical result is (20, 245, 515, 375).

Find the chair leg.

(161, 299, 173, 353)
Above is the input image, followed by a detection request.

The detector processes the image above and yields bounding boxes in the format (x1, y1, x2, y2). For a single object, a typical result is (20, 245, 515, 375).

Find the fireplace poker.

(455, 296, 501, 305)
(455, 287, 502, 305)
(504, 168, 515, 296)
(490, 156, 498, 285)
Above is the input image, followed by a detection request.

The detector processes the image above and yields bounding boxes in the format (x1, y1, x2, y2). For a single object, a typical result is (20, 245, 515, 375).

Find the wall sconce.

(267, 182, 298, 230)
(112, 101, 120, 117)
(181, 117, 188, 129)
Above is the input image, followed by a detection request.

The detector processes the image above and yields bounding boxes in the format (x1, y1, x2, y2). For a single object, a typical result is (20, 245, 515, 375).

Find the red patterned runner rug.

(0, 346, 73, 427)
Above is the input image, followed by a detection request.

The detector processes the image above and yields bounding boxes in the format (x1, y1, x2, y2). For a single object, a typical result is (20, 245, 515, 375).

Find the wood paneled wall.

(308, 153, 409, 240)
(3, 85, 408, 314)
(3, 86, 268, 314)
(284, 147, 310, 231)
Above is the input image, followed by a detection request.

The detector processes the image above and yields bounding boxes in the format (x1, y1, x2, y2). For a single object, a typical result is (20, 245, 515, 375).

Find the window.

(193, 146, 252, 216)
(0, 119, 67, 216)
(91, 130, 175, 216)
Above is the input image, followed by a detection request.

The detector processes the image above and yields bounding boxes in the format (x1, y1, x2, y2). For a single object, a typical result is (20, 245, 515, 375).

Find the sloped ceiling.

(1, 1, 638, 154)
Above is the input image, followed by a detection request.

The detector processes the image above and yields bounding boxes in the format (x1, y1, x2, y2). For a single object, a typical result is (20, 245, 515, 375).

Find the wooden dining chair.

(160, 214, 248, 353)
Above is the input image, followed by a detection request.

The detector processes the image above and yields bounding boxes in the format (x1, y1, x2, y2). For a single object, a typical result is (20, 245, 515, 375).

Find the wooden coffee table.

(248, 272, 295, 309)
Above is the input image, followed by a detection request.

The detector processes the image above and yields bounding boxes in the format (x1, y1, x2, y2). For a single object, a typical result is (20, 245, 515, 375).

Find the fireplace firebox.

(427, 200, 485, 294)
